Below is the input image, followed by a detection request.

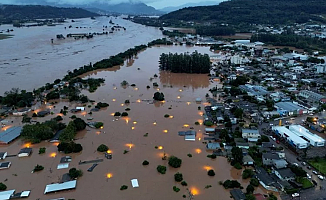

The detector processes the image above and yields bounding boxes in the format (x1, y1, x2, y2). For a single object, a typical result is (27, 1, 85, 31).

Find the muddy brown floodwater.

(0, 45, 278, 200)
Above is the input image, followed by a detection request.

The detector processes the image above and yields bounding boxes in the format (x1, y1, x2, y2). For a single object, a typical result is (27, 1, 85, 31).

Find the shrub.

(33, 164, 44, 172)
(125, 108, 131, 111)
(130, 84, 136, 87)
(174, 172, 183, 182)
(157, 165, 167, 174)
(94, 122, 104, 129)
(32, 113, 38, 117)
(71, 115, 77, 119)
(53, 115, 63, 121)
(204, 121, 214, 126)
(223, 180, 241, 189)
(183, 195, 186, 198)
(39, 147, 46, 154)
(121, 80, 129, 86)
(146, 85, 150, 89)
(153, 82, 159, 87)
(208, 169, 215, 176)
(121, 112, 128, 117)
(242, 169, 254, 179)
(246, 184, 255, 194)
(120, 185, 128, 190)
(153, 92, 165, 101)
(123, 150, 129, 154)
(57, 142, 83, 154)
(124, 100, 130, 104)
(142, 160, 149, 165)
(0, 183, 7, 191)
(97, 144, 109, 152)
(205, 185, 212, 189)
(195, 122, 200, 125)
(173, 186, 180, 192)
(69, 168, 83, 179)
(207, 154, 217, 159)
(164, 114, 170, 118)
(168, 156, 182, 168)
(97, 102, 109, 108)
(234, 163, 242, 169)
(187, 154, 192, 157)
(73, 118, 86, 131)
(114, 112, 121, 116)
(143, 133, 148, 137)
(250, 178, 259, 187)
(181, 181, 188, 186)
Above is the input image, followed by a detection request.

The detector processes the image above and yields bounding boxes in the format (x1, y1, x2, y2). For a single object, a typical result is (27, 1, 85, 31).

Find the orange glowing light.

(96, 131, 101, 135)
(183, 124, 189, 127)
(50, 153, 57, 158)
(195, 149, 202, 154)
(156, 88, 160, 91)
(190, 187, 199, 195)
(169, 116, 174, 119)
(112, 99, 116, 102)
(136, 99, 141, 103)
(111, 113, 115, 116)
(134, 87, 139, 91)
(121, 103, 124, 106)
(177, 96, 181, 99)
(107, 150, 112, 153)
(187, 102, 191, 105)
(81, 111, 87, 116)
(199, 137, 201, 141)
(133, 121, 137, 124)
(125, 143, 134, 149)
(113, 87, 117, 90)
(203, 166, 213, 171)
(158, 146, 163, 150)
(100, 126, 104, 129)
(53, 142, 59, 146)
(179, 89, 183, 92)
(163, 130, 168, 133)
(23, 143, 32, 148)
(153, 122, 157, 125)
(57, 113, 63, 117)
(107, 173, 112, 178)
(131, 127, 135, 130)
(198, 111, 204, 116)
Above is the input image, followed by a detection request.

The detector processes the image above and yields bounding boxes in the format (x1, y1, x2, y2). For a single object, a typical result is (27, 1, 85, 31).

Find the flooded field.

(0, 44, 276, 200)
(0, 16, 162, 95)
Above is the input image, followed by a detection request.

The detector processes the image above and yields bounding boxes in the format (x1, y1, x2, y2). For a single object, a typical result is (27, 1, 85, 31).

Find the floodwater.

(0, 44, 279, 200)
(0, 16, 162, 95)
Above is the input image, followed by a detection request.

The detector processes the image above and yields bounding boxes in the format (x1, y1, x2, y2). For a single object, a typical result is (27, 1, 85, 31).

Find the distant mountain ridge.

(159, 1, 220, 13)
(0, 4, 99, 23)
(160, 0, 326, 25)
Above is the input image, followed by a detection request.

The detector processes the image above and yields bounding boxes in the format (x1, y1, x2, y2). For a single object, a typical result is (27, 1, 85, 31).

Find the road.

(257, 112, 326, 200)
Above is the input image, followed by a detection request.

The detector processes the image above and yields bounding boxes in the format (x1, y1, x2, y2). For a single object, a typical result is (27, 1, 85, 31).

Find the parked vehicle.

(302, 162, 306, 166)
(307, 173, 311, 179)
(307, 166, 312, 170)
(293, 163, 299, 167)
(291, 193, 300, 198)
(313, 170, 318, 175)
(318, 175, 324, 180)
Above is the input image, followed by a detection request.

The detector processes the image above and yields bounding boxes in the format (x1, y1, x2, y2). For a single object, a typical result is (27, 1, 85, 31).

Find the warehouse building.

(272, 126, 309, 149)
(288, 125, 325, 147)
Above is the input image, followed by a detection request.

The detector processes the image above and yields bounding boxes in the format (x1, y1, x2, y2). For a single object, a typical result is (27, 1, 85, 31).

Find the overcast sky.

(0, 0, 220, 9)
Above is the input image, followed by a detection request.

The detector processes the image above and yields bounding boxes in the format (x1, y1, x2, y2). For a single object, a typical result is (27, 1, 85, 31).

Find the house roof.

(0, 190, 15, 200)
(0, 126, 22, 144)
(242, 129, 260, 134)
(60, 156, 72, 163)
(262, 152, 280, 160)
(0, 152, 7, 159)
(256, 167, 275, 185)
(230, 189, 246, 200)
(276, 168, 295, 178)
(44, 180, 77, 194)
(0, 161, 11, 168)
(206, 143, 221, 149)
(243, 155, 254, 163)
(18, 148, 32, 155)
(50, 130, 63, 142)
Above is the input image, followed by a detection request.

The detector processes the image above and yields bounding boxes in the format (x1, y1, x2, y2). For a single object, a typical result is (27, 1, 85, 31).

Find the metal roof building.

(272, 126, 308, 149)
(44, 180, 77, 194)
(289, 125, 325, 147)
(0, 126, 22, 144)
(0, 190, 15, 200)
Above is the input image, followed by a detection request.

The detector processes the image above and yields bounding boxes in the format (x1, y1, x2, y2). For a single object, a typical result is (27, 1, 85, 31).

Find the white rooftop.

(0, 190, 15, 200)
(131, 179, 139, 188)
(289, 125, 325, 145)
(44, 180, 77, 194)
(272, 126, 308, 148)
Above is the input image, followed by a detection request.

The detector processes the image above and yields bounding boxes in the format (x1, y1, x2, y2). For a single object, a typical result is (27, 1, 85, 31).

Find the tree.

(57, 142, 83, 154)
(174, 172, 183, 182)
(69, 168, 83, 179)
(97, 144, 109, 152)
(246, 184, 255, 194)
(261, 135, 270, 142)
(0, 183, 7, 191)
(246, 194, 256, 200)
(114, 112, 121, 116)
(33, 164, 44, 172)
(231, 147, 243, 164)
(73, 118, 86, 131)
(59, 121, 76, 141)
(242, 169, 254, 179)
(223, 180, 241, 189)
(153, 92, 165, 101)
(157, 165, 167, 174)
(94, 122, 104, 129)
(39, 147, 46, 154)
(121, 112, 128, 117)
(208, 169, 215, 176)
(120, 185, 128, 190)
(250, 178, 259, 187)
(21, 123, 54, 143)
(142, 160, 149, 165)
(181, 181, 188, 186)
(168, 156, 182, 168)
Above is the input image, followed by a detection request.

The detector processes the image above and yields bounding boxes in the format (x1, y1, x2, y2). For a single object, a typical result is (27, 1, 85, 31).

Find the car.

(309, 113, 314, 116)
(269, 136, 276, 141)
(270, 124, 274, 126)
(290, 118, 296, 120)
(318, 175, 324, 180)
(291, 193, 300, 198)
(313, 170, 318, 175)
(302, 161, 307, 166)
(312, 180, 317, 185)
(293, 163, 299, 167)
(307, 166, 312, 170)
(307, 173, 312, 179)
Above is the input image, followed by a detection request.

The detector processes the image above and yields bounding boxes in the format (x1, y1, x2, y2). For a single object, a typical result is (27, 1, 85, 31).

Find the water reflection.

(159, 71, 210, 90)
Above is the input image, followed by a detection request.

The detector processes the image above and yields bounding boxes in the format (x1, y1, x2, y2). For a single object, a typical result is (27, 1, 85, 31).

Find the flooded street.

(0, 16, 162, 95)
(0, 43, 277, 199)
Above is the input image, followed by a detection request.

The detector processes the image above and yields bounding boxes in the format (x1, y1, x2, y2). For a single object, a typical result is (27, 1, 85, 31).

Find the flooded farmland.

(0, 43, 276, 199)
(0, 16, 162, 95)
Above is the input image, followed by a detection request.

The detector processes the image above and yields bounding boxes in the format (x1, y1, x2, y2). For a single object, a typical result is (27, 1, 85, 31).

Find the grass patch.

(309, 158, 326, 175)
(296, 177, 314, 189)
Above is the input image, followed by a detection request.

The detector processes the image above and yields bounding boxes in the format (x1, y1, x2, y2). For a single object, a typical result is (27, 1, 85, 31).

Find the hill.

(160, 0, 326, 25)
(0, 5, 99, 23)
(159, 1, 220, 13)
(96, 2, 164, 15)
